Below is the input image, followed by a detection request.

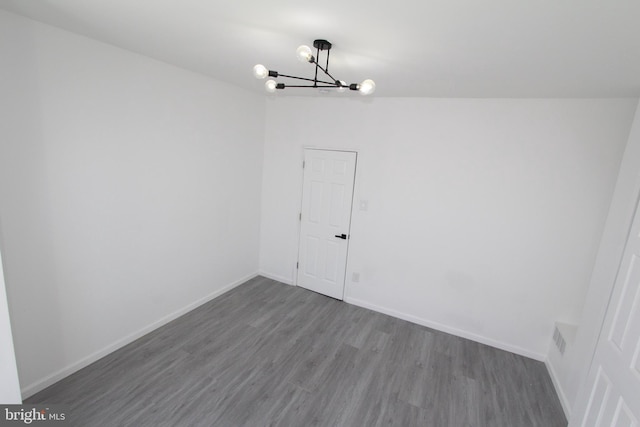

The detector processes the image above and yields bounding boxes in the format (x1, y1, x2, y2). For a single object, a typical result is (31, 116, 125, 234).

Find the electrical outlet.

(352, 272, 360, 282)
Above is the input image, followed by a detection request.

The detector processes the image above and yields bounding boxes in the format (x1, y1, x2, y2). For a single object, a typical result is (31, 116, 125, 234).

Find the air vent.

(552, 322, 577, 357)
(553, 326, 567, 355)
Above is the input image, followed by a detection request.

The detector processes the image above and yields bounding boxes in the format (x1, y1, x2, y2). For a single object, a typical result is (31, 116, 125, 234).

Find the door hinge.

(302, 160, 305, 169)
(299, 213, 302, 221)
(296, 262, 299, 269)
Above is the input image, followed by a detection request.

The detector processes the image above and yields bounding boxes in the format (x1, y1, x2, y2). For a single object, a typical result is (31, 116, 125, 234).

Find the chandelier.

(253, 39, 376, 95)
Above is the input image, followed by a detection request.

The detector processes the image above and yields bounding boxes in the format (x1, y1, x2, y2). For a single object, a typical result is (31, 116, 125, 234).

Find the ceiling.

(1, 0, 639, 98)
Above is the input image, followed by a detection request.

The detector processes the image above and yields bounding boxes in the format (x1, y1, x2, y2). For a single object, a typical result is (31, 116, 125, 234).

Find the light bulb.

(253, 64, 268, 79)
(359, 79, 376, 95)
(337, 81, 347, 93)
(265, 79, 277, 93)
(296, 45, 313, 63)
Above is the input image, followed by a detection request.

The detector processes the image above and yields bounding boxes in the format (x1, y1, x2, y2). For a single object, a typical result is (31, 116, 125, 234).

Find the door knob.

(334, 234, 347, 239)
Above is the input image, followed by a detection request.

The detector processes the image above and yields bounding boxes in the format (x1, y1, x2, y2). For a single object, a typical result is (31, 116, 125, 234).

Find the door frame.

(294, 147, 358, 300)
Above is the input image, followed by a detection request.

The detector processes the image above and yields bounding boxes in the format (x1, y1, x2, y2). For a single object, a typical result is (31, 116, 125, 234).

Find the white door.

(572, 198, 640, 427)
(297, 149, 357, 300)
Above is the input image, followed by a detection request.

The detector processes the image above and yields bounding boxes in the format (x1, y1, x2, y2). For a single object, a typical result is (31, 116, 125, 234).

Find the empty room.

(1, 1, 640, 426)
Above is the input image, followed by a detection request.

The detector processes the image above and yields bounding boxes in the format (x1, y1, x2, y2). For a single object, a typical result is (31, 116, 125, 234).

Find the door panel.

(297, 149, 356, 300)
(573, 199, 640, 427)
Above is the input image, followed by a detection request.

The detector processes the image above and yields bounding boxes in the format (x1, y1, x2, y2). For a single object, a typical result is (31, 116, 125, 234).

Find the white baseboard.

(545, 358, 572, 421)
(344, 296, 546, 362)
(258, 270, 294, 286)
(21, 272, 258, 399)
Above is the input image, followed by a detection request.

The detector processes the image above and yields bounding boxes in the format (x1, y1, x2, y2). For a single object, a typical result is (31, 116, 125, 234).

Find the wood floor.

(27, 276, 566, 426)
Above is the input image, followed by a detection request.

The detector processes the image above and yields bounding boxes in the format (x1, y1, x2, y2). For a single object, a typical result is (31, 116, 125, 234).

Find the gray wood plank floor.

(27, 276, 567, 426)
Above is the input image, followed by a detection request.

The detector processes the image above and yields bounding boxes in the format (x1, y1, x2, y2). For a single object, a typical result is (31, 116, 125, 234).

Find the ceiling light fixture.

(253, 39, 376, 95)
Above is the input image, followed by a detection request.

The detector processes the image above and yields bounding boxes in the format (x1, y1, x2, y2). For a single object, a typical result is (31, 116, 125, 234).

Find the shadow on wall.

(0, 18, 67, 397)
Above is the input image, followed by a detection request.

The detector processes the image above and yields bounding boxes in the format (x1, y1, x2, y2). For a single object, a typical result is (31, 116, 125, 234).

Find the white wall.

(0, 246, 21, 403)
(0, 10, 265, 397)
(554, 100, 640, 419)
(260, 97, 637, 359)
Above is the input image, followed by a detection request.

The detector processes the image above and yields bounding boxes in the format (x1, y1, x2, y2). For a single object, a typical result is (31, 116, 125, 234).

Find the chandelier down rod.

(253, 39, 376, 95)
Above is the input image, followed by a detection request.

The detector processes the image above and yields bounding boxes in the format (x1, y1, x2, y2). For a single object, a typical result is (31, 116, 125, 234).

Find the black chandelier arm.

(278, 84, 345, 89)
(277, 73, 336, 85)
(313, 62, 340, 85)
(326, 48, 330, 72)
(314, 45, 320, 84)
